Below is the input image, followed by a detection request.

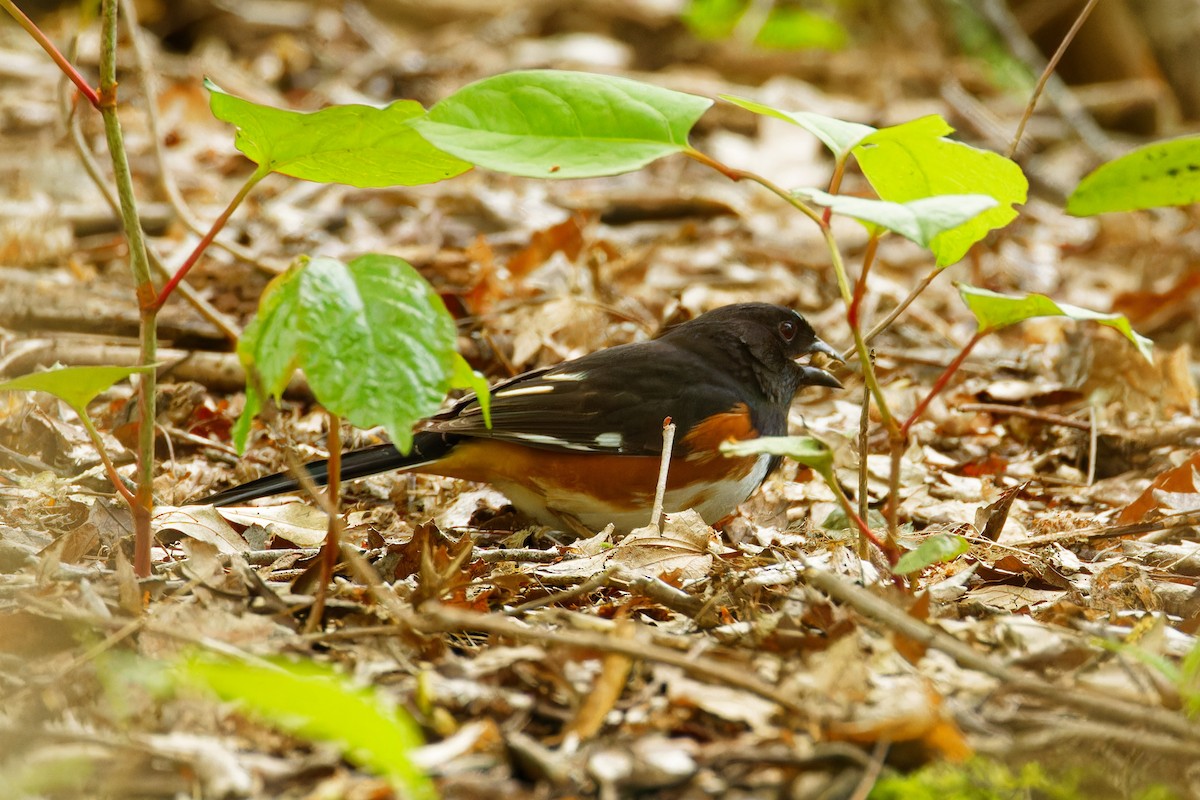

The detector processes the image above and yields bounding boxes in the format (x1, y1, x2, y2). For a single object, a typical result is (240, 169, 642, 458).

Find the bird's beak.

(797, 336, 844, 389)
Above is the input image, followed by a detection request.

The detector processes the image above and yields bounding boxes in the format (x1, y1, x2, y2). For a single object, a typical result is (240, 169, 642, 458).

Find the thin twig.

(956, 403, 1091, 431)
(1006, 0, 1102, 159)
(414, 603, 811, 718)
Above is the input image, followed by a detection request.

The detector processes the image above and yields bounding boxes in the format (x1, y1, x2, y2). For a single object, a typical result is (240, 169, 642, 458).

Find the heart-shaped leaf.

(235, 254, 488, 453)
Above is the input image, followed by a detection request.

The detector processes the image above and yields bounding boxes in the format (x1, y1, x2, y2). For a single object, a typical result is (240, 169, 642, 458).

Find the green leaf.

(0, 364, 151, 416)
(853, 117, 1027, 266)
(893, 533, 969, 575)
(957, 284, 1153, 361)
(413, 70, 712, 179)
(205, 79, 471, 187)
(754, 8, 848, 50)
(1067, 135, 1200, 215)
(794, 189, 997, 248)
(181, 656, 433, 799)
(450, 353, 491, 427)
(682, 0, 846, 50)
(237, 254, 468, 454)
(719, 98, 876, 160)
(721, 435, 833, 480)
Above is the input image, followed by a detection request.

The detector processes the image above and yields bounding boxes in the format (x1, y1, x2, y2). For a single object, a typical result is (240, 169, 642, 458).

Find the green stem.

(77, 409, 135, 504)
(684, 148, 824, 226)
(155, 166, 269, 309)
(0, 0, 99, 108)
(863, 264, 940, 347)
(98, 0, 156, 578)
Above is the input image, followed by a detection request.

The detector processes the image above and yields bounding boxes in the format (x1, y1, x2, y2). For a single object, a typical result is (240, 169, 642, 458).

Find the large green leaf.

(794, 189, 997, 248)
(235, 254, 487, 453)
(854, 117, 1027, 266)
(1068, 135, 1200, 215)
(958, 284, 1152, 361)
(206, 79, 471, 187)
(182, 656, 433, 799)
(413, 70, 712, 179)
(0, 364, 151, 416)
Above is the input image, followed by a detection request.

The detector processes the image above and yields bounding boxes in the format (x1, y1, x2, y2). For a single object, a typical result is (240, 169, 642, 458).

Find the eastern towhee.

(202, 303, 843, 532)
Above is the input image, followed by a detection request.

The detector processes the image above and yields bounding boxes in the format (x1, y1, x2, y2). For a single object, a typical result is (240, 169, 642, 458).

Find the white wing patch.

(509, 432, 596, 451)
(494, 384, 556, 398)
(593, 432, 623, 449)
(545, 371, 587, 382)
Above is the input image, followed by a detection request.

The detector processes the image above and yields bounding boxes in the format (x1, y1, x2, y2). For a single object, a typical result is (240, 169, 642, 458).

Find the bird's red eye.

(778, 319, 797, 341)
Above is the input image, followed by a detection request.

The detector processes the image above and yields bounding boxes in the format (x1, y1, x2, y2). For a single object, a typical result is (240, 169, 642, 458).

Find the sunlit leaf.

(206, 79, 470, 187)
(794, 189, 997, 248)
(1068, 135, 1200, 215)
(719, 97, 875, 159)
(957, 284, 1152, 361)
(0, 364, 151, 416)
(414, 70, 712, 178)
(854, 117, 1027, 266)
(181, 656, 433, 799)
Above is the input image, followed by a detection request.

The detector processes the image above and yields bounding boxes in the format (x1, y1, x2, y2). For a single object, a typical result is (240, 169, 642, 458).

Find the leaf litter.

(1, 2, 1199, 798)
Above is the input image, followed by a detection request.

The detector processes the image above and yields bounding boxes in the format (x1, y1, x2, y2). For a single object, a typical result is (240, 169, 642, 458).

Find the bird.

(201, 303, 843, 533)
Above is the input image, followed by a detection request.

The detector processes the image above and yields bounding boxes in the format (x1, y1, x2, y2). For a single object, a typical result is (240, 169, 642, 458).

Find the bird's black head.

(659, 303, 843, 403)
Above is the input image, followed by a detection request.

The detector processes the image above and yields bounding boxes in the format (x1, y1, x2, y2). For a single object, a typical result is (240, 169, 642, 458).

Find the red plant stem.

(847, 234, 879, 330)
(154, 167, 267, 309)
(901, 329, 987, 438)
(0, 0, 100, 108)
(307, 413, 344, 633)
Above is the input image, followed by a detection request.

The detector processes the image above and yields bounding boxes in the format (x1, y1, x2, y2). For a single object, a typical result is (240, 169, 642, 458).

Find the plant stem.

(862, 264, 940, 348)
(77, 410, 135, 504)
(155, 166, 269, 309)
(824, 471, 894, 564)
(684, 147, 824, 227)
(901, 330, 986, 439)
(307, 412, 343, 634)
(0, 0, 99, 108)
(885, 329, 987, 540)
(98, 0, 156, 578)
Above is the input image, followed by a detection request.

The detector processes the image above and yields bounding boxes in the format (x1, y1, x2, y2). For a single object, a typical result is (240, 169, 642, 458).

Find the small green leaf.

(1068, 135, 1200, 215)
(0, 364, 151, 416)
(721, 435, 833, 480)
(893, 533, 970, 575)
(854, 117, 1027, 266)
(450, 353, 491, 427)
(414, 70, 712, 179)
(718, 97, 875, 160)
(237, 254, 469, 454)
(957, 284, 1153, 361)
(754, 8, 848, 50)
(181, 656, 433, 799)
(205, 79, 470, 187)
(794, 189, 997, 248)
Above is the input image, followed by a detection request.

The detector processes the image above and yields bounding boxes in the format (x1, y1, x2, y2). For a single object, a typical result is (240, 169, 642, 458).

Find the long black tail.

(200, 431, 454, 507)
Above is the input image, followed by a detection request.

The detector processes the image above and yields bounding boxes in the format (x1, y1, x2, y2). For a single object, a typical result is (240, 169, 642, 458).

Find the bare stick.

(650, 418, 676, 530)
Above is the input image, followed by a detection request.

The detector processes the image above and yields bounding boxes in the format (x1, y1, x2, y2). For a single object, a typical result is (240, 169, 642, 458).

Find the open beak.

(797, 336, 844, 389)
